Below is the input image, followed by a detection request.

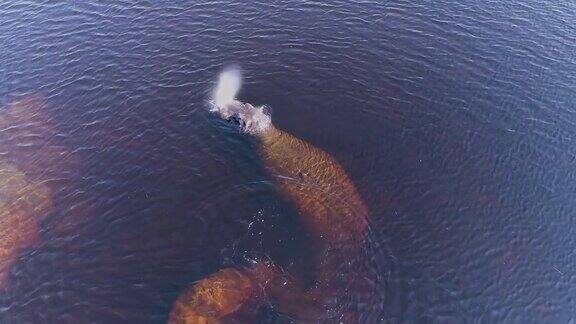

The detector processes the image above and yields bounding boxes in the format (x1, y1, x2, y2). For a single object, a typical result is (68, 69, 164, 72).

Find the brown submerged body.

(169, 122, 370, 323)
(168, 262, 279, 324)
(0, 96, 55, 289)
(260, 127, 368, 246)
(259, 126, 370, 322)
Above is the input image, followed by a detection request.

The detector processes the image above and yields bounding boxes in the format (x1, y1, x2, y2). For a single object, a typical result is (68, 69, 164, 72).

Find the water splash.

(213, 65, 242, 108)
(210, 67, 272, 135)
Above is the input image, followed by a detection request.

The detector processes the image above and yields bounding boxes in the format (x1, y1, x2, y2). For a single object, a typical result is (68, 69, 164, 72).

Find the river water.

(1, 0, 575, 323)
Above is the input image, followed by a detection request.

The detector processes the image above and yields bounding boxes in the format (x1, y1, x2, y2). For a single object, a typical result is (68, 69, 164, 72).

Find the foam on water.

(211, 67, 272, 135)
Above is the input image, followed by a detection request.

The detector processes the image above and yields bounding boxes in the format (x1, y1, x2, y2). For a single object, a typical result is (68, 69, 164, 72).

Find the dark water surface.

(1, 0, 575, 323)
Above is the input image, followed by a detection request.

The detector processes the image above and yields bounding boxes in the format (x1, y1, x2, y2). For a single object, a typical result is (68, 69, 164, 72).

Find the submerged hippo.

(0, 96, 54, 290)
(170, 68, 370, 323)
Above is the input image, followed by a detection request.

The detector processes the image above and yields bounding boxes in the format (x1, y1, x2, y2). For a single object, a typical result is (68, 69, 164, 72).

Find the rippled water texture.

(1, 0, 575, 323)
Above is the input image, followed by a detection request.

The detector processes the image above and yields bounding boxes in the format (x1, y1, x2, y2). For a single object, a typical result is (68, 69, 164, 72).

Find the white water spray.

(211, 66, 272, 135)
(213, 66, 242, 108)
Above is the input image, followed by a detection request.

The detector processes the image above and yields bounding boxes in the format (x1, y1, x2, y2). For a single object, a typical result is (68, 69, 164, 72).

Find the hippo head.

(212, 100, 272, 135)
